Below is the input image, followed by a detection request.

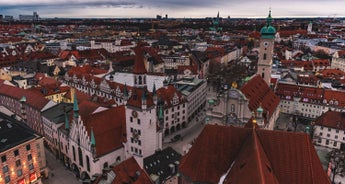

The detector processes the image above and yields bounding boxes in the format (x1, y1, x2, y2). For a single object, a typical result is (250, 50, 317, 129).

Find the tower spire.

(64, 112, 70, 130)
(73, 92, 79, 119)
(90, 127, 96, 146)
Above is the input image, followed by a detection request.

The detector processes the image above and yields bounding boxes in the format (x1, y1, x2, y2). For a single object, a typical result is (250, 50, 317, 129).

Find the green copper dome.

(260, 10, 276, 39)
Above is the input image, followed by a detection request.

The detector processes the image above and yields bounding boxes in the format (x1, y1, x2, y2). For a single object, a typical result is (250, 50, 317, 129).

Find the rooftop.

(0, 115, 37, 153)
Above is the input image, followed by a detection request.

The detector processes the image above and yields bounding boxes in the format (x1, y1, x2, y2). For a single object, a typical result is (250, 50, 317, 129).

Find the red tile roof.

(83, 106, 126, 157)
(276, 83, 345, 107)
(127, 88, 155, 109)
(156, 85, 186, 108)
(132, 47, 147, 74)
(179, 124, 330, 184)
(94, 157, 153, 184)
(240, 75, 280, 120)
(0, 83, 50, 110)
(315, 111, 345, 131)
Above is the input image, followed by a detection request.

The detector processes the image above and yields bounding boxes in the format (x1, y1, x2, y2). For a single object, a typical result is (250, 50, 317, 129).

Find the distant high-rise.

(19, 11, 39, 22)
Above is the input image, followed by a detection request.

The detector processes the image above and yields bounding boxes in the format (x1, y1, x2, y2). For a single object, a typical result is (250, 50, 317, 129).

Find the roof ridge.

(304, 133, 315, 183)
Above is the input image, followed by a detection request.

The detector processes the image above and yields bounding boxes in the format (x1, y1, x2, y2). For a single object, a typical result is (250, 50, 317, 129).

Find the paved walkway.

(42, 149, 81, 184)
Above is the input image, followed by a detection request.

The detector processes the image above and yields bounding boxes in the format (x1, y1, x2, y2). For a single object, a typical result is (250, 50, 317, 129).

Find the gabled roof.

(0, 83, 50, 110)
(156, 85, 186, 108)
(94, 157, 153, 184)
(179, 125, 330, 184)
(240, 75, 280, 120)
(83, 106, 126, 157)
(315, 111, 345, 131)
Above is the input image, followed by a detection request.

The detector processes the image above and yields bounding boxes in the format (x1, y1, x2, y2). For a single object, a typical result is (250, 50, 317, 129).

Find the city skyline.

(0, 0, 345, 19)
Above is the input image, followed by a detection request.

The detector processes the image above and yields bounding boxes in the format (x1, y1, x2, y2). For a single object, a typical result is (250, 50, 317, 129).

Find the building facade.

(313, 111, 345, 150)
(0, 115, 47, 184)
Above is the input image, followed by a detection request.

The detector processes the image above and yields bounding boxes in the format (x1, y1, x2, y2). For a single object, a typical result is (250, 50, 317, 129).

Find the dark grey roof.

(0, 115, 37, 152)
(42, 103, 73, 124)
(144, 147, 181, 183)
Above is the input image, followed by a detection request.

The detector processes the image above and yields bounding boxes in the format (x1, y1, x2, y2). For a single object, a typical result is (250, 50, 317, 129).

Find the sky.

(0, 0, 345, 19)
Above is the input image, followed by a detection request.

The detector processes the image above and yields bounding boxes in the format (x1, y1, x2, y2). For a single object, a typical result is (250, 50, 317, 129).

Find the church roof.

(132, 47, 147, 74)
(240, 75, 280, 120)
(179, 124, 330, 184)
(83, 106, 126, 157)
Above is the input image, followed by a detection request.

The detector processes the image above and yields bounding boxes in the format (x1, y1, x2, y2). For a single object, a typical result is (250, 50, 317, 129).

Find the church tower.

(133, 47, 147, 88)
(257, 10, 276, 86)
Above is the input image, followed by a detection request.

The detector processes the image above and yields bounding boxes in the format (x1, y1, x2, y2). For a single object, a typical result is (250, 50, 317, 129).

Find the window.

(14, 150, 19, 156)
(72, 146, 76, 161)
(263, 53, 267, 60)
(86, 156, 90, 172)
(327, 134, 330, 137)
(166, 117, 168, 121)
(5, 175, 10, 183)
(138, 140, 141, 146)
(29, 163, 34, 170)
(231, 104, 235, 112)
(326, 140, 329, 145)
(3, 165, 9, 173)
(137, 119, 141, 125)
(320, 126, 323, 130)
(261, 73, 265, 79)
(318, 138, 321, 143)
(28, 154, 32, 161)
(1, 155, 6, 163)
(17, 169, 22, 177)
(333, 142, 337, 147)
(328, 128, 331, 132)
(130, 128, 133, 133)
(16, 160, 21, 167)
(78, 147, 83, 167)
(130, 117, 133, 122)
(336, 130, 339, 133)
(26, 144, 31, 151)
(319, 132, 323, 136)
(335, 135, 338, 139)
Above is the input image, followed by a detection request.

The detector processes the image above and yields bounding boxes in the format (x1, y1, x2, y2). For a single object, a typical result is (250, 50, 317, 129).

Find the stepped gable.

(240, 75, 280, 119)
(156, 85, 185, 108)
(179, 124, 330, 184)
(83, 106, 126, 157)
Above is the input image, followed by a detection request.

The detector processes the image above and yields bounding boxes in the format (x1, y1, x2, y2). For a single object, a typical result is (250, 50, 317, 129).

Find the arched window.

(72, 146, 76, 161)
(138, 76, 142, 85)
(103, 162, 108, 169)
(86, 156, 90, 172)
(78, 147, 83, 166)
(263, 54, 267, 60)
(262, 73, 265, 79)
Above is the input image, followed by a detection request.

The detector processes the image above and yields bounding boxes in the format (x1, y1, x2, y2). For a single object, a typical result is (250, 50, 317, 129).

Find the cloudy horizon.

(0, 0, 345, 19)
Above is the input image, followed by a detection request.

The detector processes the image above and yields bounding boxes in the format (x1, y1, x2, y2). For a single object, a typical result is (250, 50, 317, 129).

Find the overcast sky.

(0, 0, 344, 18)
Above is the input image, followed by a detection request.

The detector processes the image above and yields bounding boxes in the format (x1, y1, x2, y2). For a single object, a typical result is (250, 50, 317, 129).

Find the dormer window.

(323, 99, 327, 104)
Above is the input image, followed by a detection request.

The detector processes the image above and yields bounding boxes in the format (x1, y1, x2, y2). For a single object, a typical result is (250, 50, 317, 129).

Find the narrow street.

(42, 149, 81, 184)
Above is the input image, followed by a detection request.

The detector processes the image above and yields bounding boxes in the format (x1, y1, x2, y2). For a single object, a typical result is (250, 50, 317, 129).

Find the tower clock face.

(132, 110, 138, 118)
(263, 42, 269, 48)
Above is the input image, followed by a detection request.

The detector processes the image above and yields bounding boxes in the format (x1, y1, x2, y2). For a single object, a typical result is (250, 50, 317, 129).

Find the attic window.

(266, 164, 272, 173)
(239, 163, 246, 169)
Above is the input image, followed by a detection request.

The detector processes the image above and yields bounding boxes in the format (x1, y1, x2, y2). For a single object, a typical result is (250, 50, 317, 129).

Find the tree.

(327, 150, 345, 184)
